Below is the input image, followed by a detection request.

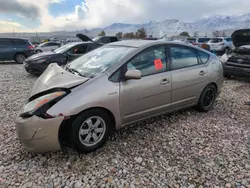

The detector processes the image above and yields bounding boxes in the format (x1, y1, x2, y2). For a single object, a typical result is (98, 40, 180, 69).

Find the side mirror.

(124, 69, 142, 80)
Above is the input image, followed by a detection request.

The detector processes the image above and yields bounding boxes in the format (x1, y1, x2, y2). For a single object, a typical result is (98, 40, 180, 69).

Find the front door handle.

(161, 79, 170, 85)
(199, 70, 206, 76)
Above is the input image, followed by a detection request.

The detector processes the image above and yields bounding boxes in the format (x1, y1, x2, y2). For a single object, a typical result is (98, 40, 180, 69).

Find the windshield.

(66, 46, 134, 78)
(54, 43, 78, 54)
(38, 43, 46, 47)
(92, 37, 101, 42)
(209, 38, 223, 43)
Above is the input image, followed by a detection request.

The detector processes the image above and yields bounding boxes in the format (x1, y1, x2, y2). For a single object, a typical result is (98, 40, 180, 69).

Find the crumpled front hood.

(30, 63, 89, 97)
(232, 29, 250, 48)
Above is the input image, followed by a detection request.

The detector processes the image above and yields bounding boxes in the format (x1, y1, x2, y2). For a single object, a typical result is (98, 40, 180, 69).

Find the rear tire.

(196, 84, 217, 112)
(14, 53, 26, 64)
(71, 109, 114, 153)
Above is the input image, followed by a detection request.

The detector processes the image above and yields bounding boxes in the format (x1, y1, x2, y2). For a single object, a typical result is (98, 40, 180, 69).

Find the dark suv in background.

(0, 38, 35, 64)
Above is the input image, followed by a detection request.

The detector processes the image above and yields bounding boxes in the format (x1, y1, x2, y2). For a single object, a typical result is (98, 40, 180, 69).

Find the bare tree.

(212, 30, 220, 37)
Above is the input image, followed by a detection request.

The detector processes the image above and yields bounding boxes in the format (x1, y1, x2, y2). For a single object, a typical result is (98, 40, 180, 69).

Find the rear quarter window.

(198, 51, 210, 64)
(225, 38, 232, 42)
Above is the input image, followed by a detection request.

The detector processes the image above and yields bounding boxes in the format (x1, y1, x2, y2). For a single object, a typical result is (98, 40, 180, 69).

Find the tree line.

(98, 29, 228, 39)
(98, 27, 147, 39)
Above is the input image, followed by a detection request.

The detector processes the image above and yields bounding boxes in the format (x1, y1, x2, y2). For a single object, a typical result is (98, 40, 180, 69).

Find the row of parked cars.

(0, 35, 119, 64)
(185, 36, 234, 54)
(2, 29, 248, 153)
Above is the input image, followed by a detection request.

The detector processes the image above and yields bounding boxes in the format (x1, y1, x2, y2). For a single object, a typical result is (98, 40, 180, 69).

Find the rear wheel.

(14, 53, 26, 64)
(71, 109, 114, 153)
(196, 84, 217, 112)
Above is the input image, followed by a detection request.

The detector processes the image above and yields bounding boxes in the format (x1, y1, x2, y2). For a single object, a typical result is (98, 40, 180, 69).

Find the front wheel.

(196, 84, 217, 112)
(71, 109, 114, 153)
(14, 53, 26, 64)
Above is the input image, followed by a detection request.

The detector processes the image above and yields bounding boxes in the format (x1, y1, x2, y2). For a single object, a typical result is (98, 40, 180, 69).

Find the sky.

(0, 0, 250, 32)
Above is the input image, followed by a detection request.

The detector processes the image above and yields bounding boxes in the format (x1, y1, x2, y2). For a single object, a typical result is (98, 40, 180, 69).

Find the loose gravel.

(0, 63, 249, 188)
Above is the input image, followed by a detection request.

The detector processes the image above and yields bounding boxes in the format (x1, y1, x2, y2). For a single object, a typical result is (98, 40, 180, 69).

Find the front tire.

(14, 53, 26, 64)
(71, 109, 114, 153)
(196, 84, 217, 112)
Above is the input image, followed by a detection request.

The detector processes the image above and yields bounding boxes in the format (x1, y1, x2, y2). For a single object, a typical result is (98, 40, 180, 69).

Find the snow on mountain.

(101, 13, 250, 37)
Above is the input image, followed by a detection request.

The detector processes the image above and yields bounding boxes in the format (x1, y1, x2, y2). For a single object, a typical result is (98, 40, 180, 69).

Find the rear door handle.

(161, 78, 170, 85)
(199, 70, 206, 76)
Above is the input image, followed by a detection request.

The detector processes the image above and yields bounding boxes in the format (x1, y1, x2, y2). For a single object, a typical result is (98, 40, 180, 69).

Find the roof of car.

(0, 37, 29, 40)
(106, 39, 194, 48)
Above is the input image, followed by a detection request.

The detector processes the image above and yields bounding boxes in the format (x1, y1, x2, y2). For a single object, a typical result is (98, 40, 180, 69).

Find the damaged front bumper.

(15, 115, 64, 152)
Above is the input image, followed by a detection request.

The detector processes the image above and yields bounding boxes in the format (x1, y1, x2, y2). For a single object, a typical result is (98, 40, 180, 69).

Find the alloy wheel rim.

(17, 55, 25, 63)
(79, 116, 106, 147)
(203, 89, 215, 108)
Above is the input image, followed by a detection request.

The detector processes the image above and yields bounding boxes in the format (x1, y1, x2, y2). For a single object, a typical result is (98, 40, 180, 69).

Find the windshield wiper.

(66, 66, 86, 77)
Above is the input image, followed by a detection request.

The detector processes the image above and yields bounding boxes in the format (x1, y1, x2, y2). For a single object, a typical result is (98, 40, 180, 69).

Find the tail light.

(28, 45, 35, 50)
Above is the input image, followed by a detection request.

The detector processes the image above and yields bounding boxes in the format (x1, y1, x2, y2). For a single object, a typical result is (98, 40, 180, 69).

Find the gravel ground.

(0, 63, 249, 188)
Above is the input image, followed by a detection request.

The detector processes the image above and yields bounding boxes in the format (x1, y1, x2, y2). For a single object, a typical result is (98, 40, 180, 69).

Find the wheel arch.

(14, 52, 26, 59)
(58, 106, 116, 147)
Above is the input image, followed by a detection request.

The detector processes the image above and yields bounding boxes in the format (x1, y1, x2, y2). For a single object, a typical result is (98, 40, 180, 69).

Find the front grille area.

(227, 57, 250, 64)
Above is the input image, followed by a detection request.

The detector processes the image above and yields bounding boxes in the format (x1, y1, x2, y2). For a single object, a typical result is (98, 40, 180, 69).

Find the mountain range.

(103, 13, 250, 37)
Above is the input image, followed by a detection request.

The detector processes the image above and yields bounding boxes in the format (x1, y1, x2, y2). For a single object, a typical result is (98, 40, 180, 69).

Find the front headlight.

(23, 91, 66, 114)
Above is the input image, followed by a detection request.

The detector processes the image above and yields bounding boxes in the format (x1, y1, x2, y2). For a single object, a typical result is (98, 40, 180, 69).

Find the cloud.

(0, 21, 21, 32)
(2, 0, 250, 32)
(75, 2, 89, 20)
(41, 0, 250, 31)
(0, 0, 40, 20)
(47, 0, 65, 4)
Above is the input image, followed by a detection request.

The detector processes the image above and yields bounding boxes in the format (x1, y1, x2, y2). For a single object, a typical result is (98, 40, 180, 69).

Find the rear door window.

(11, 39, 27, 45)
(209, 38, 223, 43)
(170, 45, 199, 70)
(0, 38, 12, 45)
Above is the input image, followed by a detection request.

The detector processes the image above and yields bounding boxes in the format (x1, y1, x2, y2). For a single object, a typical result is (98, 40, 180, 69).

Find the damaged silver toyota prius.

(16, 39, 224, 153)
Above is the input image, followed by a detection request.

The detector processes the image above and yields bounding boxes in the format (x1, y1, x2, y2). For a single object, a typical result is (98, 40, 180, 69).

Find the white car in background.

(35, 42, 61, 53)
(207, 37, 233, 54)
